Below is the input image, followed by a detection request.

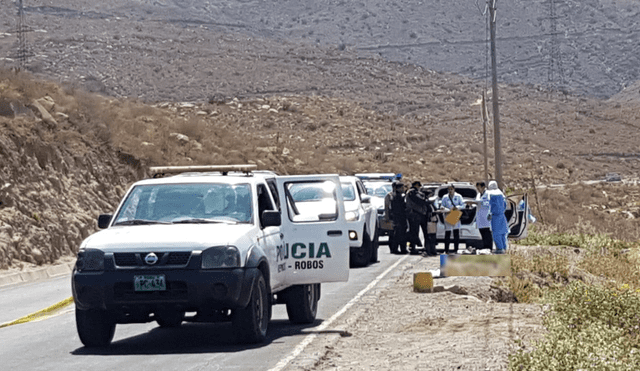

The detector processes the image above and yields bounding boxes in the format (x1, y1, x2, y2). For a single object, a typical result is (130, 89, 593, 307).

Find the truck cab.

(72, 165, 350, 346)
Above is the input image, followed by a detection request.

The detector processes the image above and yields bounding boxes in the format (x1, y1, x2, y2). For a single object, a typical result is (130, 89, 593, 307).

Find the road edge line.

(268, 254, 410, 371)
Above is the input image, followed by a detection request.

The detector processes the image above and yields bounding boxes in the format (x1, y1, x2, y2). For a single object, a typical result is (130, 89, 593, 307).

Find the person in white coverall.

(487, 181, 509, 253)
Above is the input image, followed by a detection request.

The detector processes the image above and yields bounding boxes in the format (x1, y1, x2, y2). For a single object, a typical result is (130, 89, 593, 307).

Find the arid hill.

(0, 0, 639, 271)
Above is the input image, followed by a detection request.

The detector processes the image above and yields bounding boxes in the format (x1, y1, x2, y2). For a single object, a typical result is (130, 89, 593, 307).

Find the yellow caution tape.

(0, 297, 74, 329)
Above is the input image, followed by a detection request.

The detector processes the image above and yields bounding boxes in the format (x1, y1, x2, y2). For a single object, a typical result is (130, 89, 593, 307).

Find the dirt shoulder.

(284, 253, 544, 371)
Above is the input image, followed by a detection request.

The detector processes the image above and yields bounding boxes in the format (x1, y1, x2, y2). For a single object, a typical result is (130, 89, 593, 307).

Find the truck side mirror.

(98, 214, 112, 229)
(360, 194, 371, 203)
(261, 210, 281, 227)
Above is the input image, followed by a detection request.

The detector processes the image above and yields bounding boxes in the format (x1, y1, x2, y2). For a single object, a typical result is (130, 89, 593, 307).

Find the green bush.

(509, 282, 640, 370)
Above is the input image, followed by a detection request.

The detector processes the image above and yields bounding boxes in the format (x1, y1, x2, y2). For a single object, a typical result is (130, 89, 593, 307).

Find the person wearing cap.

(487, 181, 509, 254)
(405, 181, 428, 255)
(440, 184, 465, 254)
(385, 181, 408, 254)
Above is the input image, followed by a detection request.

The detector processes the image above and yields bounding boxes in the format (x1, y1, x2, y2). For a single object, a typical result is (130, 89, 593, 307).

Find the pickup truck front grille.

(114, 252, 192, 267)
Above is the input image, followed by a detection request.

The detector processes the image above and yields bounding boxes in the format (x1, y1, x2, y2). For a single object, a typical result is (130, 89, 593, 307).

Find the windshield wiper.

(113, 219, 170, 226)
(171, 218, 225, 224)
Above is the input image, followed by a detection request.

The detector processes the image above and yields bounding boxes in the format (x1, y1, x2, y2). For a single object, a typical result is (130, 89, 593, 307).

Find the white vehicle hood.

(81, 223, 256, 252)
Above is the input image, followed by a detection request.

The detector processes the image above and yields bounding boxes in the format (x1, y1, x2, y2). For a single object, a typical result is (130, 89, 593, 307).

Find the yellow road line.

(0, 297, 74, 329)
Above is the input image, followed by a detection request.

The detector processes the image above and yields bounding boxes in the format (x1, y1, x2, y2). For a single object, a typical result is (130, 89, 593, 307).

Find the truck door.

(276, 175, 350, 285)
(507, 193, 529, 240)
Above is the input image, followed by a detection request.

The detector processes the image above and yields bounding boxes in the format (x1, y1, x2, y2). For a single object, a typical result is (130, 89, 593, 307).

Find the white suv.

(356, 173, 399, 243)
(434, 182, 530, 250)
(340, 176, 379, 267)
(72, 165, 350, 346)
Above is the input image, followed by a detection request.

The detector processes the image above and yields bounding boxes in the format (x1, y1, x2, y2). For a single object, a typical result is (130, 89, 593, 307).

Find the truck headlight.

(202, 246, 241, 269)
(345, 210, 360, 222)
(75, 249, 105, 272)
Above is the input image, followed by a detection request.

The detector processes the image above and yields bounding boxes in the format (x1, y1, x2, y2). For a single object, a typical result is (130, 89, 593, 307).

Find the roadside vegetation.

(505, 224, 640, 370)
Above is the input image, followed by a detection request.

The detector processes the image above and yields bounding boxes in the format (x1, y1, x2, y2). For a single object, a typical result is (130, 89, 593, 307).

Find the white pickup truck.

(72, 165, 350, 346)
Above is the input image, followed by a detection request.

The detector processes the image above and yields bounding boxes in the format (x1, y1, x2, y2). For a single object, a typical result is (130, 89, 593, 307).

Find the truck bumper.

(72, 267, 260, 321)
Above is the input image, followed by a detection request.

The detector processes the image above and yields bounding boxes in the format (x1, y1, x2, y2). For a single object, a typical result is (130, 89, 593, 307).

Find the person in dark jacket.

(385, 181, 408, 254)
(423, 188, 439, 256)
(406, 181, 428, 255)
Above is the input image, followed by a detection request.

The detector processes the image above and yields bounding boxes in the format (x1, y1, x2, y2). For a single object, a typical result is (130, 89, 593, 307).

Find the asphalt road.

(0, 247, 411, 371)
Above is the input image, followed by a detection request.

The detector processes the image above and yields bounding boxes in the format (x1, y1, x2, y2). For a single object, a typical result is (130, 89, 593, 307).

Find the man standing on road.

(466, 181, 493, 252)
(406, 181, 428, 255)
(385, 181, 408, 254)
(423, 188, 439, 256)
(441, 184, 465, 254)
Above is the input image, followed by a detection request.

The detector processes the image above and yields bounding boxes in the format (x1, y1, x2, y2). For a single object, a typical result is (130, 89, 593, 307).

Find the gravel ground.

(282, 252, 544, 371)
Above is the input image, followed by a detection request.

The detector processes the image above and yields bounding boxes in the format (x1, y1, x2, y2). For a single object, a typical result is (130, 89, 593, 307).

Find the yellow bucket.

(413, 272, 434, 293)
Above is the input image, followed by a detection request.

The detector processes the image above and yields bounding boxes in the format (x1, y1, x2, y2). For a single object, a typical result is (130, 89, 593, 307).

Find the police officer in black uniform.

(385, 181, 408, 254)
(406, 181, 428, 255)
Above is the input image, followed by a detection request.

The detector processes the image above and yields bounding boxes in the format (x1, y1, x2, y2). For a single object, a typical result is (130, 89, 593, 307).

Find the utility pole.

(481, 92, 489, 185)
(489, 0, 503, 190)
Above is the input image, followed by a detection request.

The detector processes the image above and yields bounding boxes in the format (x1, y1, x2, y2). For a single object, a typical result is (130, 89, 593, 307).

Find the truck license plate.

(134, 275, 166, 291)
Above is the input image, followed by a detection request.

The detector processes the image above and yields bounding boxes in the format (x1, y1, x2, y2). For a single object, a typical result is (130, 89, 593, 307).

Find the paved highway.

(0, 248, 410, 371)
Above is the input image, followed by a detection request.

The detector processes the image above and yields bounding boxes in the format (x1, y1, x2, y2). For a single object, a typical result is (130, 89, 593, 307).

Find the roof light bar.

(355, 173, 401, 181)
(149, 164, 258, 177)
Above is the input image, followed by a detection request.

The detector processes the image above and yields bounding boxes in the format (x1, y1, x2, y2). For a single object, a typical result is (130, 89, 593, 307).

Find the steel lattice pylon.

(14, 0, 34, 71)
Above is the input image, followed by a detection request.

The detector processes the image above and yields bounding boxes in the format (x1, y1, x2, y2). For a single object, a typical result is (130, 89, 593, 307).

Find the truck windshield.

(113, 183, 253, 225)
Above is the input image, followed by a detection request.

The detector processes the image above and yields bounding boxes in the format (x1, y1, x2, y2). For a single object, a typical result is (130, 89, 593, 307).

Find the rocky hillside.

(1, 67, 639, 272)
(0, 74, 143, 269)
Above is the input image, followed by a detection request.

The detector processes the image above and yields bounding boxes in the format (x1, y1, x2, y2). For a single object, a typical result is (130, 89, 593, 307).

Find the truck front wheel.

(232, 272, 269, 343)
(285, 283, 320, 324)
(75, 308, 116, 347)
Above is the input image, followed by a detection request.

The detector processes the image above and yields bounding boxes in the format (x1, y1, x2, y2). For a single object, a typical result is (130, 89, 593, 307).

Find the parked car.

(340, 176, 379, 267)
(355, 173, 401, 244)
(433, 182, 530, 250)
(72, 165, 350, 347)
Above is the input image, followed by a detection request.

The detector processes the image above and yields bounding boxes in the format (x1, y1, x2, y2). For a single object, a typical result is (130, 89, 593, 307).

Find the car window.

(364, 181, 392, 197)
(114, 183, 253, 224)
(286, 180, 339, 222)
(340, 182, 357, 201)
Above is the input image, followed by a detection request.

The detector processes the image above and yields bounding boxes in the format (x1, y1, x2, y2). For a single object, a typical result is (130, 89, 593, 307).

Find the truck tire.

(369, 227, 379, 263)
(350, 230, 372, 268)
(75, 308, 116, 347)
(232, 272, 269, 343)
(285, 283, 320, 324)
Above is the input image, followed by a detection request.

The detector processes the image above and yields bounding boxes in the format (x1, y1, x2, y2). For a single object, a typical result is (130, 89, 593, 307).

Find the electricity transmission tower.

(547, 0, 565, 90)
(12, 0, 34, 71)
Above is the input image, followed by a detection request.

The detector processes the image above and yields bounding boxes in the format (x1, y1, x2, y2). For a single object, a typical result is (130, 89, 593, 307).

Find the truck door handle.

(327, 230, 343, 236)
(280, 233, 284, 239)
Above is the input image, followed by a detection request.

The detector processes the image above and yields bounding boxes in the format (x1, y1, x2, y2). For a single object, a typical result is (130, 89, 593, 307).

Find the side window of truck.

(257, 184, 276, 228)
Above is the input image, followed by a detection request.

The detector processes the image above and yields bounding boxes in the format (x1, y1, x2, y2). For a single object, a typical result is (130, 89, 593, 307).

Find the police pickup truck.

(72, 165, 350, 346)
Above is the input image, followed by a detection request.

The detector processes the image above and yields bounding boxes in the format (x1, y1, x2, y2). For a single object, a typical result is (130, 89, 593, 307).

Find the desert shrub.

(468, 143, 483, 154)
(177, 117, 207, 142)
(509, 281, 640, 371)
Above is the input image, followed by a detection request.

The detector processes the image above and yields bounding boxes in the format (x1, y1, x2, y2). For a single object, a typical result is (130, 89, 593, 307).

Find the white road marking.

(268, 254, 410, 371)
